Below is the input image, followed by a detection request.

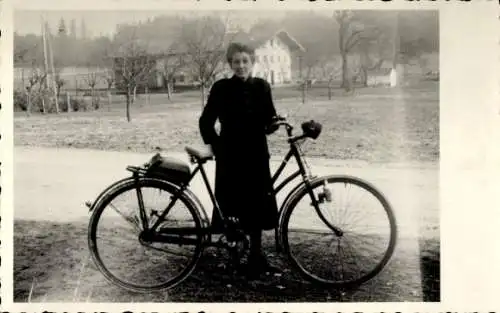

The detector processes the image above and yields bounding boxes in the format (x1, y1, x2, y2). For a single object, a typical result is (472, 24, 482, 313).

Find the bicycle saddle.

(185, 145, 214, 162)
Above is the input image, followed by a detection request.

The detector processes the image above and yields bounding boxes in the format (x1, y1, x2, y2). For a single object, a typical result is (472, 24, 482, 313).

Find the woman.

(199, 42, 280, 277)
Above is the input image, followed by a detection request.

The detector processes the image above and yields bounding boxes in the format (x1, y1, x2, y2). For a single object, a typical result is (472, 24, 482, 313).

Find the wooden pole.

(391, 12, 400, 88)
(47, 28, 60, 113)
(41, 16, 50, 90)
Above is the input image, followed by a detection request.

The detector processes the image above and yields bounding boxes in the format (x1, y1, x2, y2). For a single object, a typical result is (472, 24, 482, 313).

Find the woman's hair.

(226, 42, 256, 64)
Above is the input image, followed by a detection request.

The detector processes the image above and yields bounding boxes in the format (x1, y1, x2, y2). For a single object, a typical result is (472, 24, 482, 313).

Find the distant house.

(224, 29, 306, 85)
(115, 28, 306, 90)
(365, 60, 405, 87)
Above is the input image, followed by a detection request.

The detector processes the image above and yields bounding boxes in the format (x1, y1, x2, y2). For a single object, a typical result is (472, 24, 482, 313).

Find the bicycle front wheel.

(88, 178, 204, 292)
(280, 175, 397, 288)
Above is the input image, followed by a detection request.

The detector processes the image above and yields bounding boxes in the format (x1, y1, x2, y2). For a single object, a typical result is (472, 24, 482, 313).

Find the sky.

(14, 10, 297, 38)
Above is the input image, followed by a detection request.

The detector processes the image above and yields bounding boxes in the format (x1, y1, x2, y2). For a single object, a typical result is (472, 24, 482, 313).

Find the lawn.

(14, 220, 439, 302)
(13, 82, 440, 302)
(14, 82, 439, 164)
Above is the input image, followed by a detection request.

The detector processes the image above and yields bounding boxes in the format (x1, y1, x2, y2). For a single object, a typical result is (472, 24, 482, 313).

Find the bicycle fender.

(182, 188, 211, 228)
(278, 174, 390, 225)
(86, 177, 135, 212)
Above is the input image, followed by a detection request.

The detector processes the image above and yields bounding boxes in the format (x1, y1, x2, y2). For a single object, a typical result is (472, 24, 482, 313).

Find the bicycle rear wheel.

(280, 175, 397, 288)
(88, 178, 204, 292)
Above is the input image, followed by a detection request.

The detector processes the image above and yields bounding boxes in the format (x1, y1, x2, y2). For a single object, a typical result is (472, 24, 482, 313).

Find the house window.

(263, 55, 268, 62)
(256, 55, 260, 62)
(270, 55, 274, 63)
(270, 39, 273, 47)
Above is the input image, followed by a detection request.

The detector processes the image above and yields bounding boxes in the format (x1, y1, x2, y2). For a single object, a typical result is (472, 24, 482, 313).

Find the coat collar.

(231, 74, 254, 85)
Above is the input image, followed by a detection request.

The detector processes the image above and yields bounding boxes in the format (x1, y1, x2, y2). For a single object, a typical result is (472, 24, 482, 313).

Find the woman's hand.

(265, 115, 285, 135)
(265, 122, 280, 135)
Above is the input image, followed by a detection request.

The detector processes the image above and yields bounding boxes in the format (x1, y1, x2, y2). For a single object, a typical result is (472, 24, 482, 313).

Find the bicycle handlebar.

(271, 115, 297, 140)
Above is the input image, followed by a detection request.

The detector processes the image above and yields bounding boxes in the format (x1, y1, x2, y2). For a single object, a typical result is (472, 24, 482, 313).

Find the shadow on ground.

(14, 220, 439, 302)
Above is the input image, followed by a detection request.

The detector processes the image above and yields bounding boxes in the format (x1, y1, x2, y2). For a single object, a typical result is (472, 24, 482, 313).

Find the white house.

(212, 30, 305, 86)
(249, 31, 305, 85)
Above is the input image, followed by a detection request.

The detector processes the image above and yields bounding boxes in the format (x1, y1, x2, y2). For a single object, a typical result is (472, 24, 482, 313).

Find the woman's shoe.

(244, 252, 282, 279)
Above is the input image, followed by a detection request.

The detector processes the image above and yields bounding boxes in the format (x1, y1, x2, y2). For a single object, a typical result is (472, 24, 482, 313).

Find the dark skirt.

(211, 152, 278, 232)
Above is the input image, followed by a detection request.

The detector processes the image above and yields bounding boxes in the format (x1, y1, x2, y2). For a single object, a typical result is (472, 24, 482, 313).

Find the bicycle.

(86, 116, 397, 292)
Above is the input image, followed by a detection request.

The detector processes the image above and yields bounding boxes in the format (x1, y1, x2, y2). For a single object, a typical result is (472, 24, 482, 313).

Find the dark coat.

(199, 75, 279, 231)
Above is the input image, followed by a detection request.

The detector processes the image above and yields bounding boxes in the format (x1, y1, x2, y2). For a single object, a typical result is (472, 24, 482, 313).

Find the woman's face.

(230, 51, 254, 79)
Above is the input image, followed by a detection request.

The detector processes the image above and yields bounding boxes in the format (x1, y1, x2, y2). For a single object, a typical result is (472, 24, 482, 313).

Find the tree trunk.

(67, 91, 71, 112)
(341, 53, 350, 91)
(328, 81, 332, 100)
(145, 86, 149, 106)
(41, 96, 46, 114)
(301, 81, 306, 104)
(54, 89, 60, 114)
(107, 89, 112, 111)
(91, 88, 95, 109)
(361, 67, 368, 87)
(201, 84, 206, 107)
(166, 82, 172, 101)
(126, 89, 132, 122)
(26, 92, 31, 116)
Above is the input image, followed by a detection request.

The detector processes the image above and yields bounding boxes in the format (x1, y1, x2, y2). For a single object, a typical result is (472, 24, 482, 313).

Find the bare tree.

(320, 56, 342, 100)
(24, 65, 47, 115)
(160, 48, 185, 101)
(298, 59, 318, 104)
(36, 73, 49, 114)
(52, 69, 66, 111)
(104, 70, 115, 110)
(84, 69, 100, 109)
(334, 11, 400, 91)
(179, 15, 232, 106)
(352, 13, 396, 87)
(113, 38, 155, 122)
(334, 11, 364, 91)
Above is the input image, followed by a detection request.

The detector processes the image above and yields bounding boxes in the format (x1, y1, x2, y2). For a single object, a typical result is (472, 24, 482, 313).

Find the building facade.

(150, 29, 304, 88)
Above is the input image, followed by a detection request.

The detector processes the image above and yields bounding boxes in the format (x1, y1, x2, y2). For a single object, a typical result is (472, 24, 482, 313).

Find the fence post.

(67, 91, 71, 112)
(26, 91, 31, 116)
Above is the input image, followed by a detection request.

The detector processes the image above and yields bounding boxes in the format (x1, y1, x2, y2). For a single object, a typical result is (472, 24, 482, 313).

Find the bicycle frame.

(142, 138, 314, 235)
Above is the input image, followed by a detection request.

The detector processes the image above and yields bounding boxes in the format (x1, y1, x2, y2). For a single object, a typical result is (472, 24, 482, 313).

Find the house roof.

(225, 29, 305, 53)
(368, 68, 392, 76)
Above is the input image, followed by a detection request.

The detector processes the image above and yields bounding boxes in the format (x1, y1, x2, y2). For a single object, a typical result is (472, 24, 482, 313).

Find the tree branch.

(345, 30, 363, 52)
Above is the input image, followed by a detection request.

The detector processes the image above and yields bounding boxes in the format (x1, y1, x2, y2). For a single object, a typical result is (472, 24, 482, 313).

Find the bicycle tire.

(279, 175, 397, 288)
(88, 177, 205, 292)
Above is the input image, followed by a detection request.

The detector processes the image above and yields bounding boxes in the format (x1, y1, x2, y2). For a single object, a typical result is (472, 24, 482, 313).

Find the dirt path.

(13, 146, 439, 302)
(14, 146, 438, 237)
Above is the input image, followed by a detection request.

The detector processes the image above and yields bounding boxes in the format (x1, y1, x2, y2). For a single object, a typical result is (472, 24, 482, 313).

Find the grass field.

(14, 220, 439, 302)
(13, 82, 440, 302)
(14, 82, 439, 164)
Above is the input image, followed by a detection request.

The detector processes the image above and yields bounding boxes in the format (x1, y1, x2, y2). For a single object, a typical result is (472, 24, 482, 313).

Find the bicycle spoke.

(283, 178, 396, 287)
(341, 238, 362, 279)
(89, 180, 204, 291)
(287, 227, 335, 236)
(341, 192, 368, 227)
(108, 202, 142, 233)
